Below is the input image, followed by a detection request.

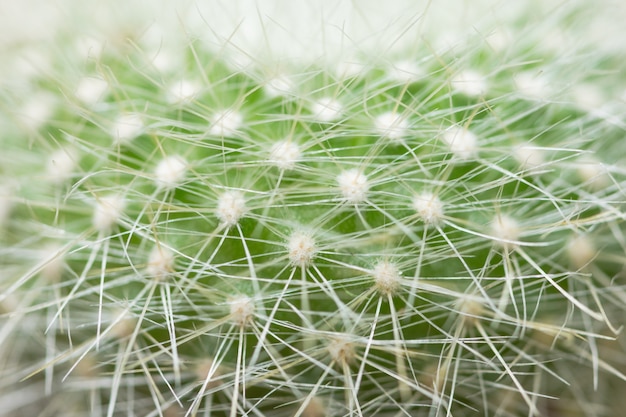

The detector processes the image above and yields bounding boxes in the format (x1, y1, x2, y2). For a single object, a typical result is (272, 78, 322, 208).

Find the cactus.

(1, 1, 626, 416)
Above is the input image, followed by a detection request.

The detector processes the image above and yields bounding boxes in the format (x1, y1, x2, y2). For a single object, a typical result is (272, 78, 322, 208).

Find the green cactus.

(1, 1, 626, 416)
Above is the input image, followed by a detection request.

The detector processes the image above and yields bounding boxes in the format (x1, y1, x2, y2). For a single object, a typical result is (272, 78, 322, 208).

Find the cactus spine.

(1, 1, 625, 416)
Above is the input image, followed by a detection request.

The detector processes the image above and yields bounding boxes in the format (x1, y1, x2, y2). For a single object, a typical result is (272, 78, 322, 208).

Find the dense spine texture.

(1, 1, 626, 416)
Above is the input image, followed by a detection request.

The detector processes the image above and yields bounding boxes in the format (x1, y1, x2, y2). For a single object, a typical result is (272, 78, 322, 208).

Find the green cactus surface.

(1, 1, 626, 416)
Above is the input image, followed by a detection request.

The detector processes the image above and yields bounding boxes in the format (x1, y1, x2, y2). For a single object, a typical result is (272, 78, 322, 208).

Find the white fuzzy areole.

(92, 195, 125, 232)
(146, 245, 175, 280)
(513, 143, 544, 171)
(168, 79, 200, 103)
(451, 70, 487, 97)
(154, 155, 187, 189)
(109, 309, 137, 339)
(151, 49, 178, 73)
(327, 337, 355, 364)
(47, 148, 76, 184)
(40, 244, 65, 282)
(388, 59, 423, 83)
(300, 397, 326, 417)
(269, 140, 301, 170)
(75, 76, 108, 104)
(441, 126, 478, 160)
(490, 214, 520, 249)
(265, 75, 293, 97)
(375, 111, 409, 142)
(572, 84, 605, 113)
(485, 27, 512, 52)
(514, 71, 550, 100)
(194, 358, 223, 388)
(216, 190, 246, 228)
(457, 296, 484, 326)
(311, 97, 342, 122)
(113, 113, 144, 144)
(18, 93, 56, 130)
(577, 157, 609, 190)
(567, 235, 596, 270)
(337, 169, 369, 204)
(287, 232, 317, 267)
(372, 261, 402, 295)
(335, 59, 366, 79)
(228, 296, 255, 327)
(413, 192, 444, 225)
(209, 109, 242, 137)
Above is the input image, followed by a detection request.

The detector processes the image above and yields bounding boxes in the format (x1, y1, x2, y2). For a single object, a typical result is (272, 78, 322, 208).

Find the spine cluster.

(1, 2, 625, 416)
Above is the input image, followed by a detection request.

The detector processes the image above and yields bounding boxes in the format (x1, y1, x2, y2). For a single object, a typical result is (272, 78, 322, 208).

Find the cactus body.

(1, 1, 626, 416)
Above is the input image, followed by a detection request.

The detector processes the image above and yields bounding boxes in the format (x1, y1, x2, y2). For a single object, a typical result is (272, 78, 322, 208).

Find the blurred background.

(1, 0, 625, 64)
